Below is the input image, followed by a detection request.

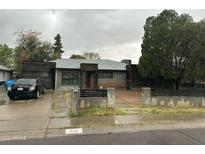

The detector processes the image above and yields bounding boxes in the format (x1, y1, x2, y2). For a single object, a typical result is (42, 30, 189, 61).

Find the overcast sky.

(0, 9, 205, 64)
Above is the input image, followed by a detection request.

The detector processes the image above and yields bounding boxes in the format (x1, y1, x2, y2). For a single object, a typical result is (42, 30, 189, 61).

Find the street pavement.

(2, 127, 205, 145)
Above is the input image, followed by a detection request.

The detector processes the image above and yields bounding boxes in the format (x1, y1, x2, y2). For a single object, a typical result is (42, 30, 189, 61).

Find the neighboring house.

(22, 59, 130, 90)
(0, 64, 13, 85)
(52, 59, 127, 90)
(22, 61, 56, 89)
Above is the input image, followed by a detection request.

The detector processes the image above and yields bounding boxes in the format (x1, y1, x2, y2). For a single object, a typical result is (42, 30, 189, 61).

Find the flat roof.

(50, 59, 127, 71)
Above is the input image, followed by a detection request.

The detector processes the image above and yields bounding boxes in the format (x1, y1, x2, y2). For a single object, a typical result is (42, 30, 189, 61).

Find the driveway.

(0, 91, 53, 138)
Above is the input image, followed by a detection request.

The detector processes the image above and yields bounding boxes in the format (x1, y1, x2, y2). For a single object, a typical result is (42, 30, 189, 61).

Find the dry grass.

(140, 106, 205, 115)
(73, 107, 127, 117)
(71, 105, 205, 117)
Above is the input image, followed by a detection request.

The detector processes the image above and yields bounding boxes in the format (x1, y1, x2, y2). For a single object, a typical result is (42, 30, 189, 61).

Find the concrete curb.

(46, 120, 205, 138)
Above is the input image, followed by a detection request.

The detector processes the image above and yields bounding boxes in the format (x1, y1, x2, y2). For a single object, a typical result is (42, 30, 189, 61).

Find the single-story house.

(21, 59, 138, 90)
(0, 64, 13, 85)
(52, 59, 127, 90)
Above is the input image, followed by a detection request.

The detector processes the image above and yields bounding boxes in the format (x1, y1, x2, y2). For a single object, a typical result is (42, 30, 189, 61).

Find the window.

(62, 71, 80, 85)
(41, 72, 49, 77)
(98, 72, 113, 78)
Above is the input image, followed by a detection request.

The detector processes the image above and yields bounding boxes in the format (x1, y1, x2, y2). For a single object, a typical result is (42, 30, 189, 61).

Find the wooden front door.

(86, 72, 91, 88)
(86, 72, 95, 89)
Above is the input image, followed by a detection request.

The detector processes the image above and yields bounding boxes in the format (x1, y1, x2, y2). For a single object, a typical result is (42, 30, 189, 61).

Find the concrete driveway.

(0, 91, 53, 138)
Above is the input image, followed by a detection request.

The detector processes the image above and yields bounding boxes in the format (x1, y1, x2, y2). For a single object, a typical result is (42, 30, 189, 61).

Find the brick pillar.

(107, 88, 115, 107)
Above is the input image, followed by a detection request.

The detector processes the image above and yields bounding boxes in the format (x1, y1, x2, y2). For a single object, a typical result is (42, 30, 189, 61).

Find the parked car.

(7, 78, 45, 100)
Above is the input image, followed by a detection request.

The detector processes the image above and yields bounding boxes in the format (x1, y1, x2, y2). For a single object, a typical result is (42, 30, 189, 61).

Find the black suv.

(8, 78, 45, 100)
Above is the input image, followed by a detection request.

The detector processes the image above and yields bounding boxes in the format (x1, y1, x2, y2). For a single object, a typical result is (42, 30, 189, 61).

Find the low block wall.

(0, 85, 8, 104)
(79, 97, 107, 108)
(70, 88, 116, 115)
(142, 87, 205, 107)
(151, 96, 205, 107)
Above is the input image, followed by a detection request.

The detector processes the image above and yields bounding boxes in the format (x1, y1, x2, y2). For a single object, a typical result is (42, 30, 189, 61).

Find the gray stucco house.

(22, 59, 136, 90)
(52, 59, 127, 90)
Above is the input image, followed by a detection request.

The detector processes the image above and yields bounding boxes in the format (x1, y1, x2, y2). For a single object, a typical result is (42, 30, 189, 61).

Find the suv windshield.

(15, 79, 36, 85)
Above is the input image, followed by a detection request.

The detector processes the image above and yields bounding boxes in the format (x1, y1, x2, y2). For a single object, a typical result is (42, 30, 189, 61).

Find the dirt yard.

(115, 88, 142, 106)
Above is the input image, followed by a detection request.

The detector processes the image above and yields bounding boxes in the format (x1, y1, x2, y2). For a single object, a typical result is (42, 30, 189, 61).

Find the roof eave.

(55, 67, 126, 71)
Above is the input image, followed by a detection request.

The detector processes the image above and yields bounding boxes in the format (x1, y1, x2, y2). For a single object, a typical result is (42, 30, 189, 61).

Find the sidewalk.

(2, 114, 205, 141)
(46, 119, 205, 138)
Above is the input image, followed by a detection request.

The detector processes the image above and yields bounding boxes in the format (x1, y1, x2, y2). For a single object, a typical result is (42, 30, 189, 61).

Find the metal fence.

(80, 89, 107, 97)
(151, 89, 205, 97)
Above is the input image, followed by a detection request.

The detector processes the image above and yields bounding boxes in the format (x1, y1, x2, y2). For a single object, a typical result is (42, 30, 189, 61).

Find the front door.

(86, 72, 95, 89)
(86, 72, 91, 88)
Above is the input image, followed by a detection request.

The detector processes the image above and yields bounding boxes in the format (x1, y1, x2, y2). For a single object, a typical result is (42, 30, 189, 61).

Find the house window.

(62, 71, 80, 85)
(41, 72, 49, 77)
(98, 72, 113, 78)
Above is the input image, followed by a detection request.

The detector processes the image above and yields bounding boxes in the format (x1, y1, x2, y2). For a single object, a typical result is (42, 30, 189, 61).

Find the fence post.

(107, 88, 115, 107)
(0, 85, 7, 104)
(71, 89, 80, 115)
(141, 87, 151, 105)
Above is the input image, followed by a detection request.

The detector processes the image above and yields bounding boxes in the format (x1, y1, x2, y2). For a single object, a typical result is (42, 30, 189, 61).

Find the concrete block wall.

(141, 87, 151, 105)
(0, 85, 8, 104)
(141, 87, 205, 107)
(71, 88, 116, 115)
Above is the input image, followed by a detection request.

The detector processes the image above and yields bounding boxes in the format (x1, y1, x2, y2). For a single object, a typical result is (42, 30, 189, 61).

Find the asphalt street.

(2, 127, 205, 145)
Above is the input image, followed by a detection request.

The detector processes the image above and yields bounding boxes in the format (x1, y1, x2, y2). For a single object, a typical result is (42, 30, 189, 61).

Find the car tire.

(36, 90, 40, 99)
(42, 88, 45, 94)
(9, 96, 15, 100)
